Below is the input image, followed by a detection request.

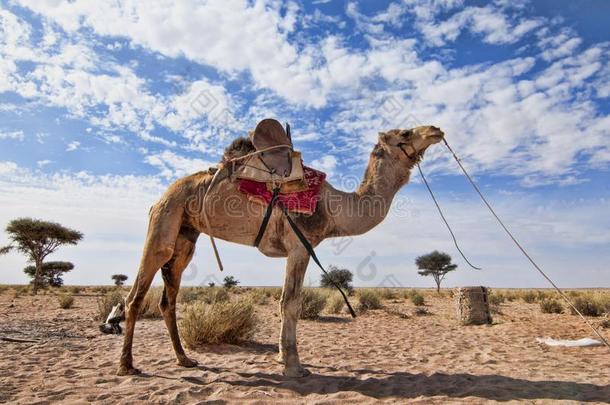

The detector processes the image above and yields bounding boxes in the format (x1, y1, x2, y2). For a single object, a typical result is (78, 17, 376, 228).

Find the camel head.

(377, 126, 444, 162)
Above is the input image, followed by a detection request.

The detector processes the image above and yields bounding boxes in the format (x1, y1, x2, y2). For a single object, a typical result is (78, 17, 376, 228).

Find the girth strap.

(253, 187, 281, 247)
(279, 203, 357, 318)
(252, 189, 357, 318)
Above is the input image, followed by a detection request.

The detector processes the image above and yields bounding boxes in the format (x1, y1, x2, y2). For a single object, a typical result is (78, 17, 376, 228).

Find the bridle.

(397, 142, 419, 160)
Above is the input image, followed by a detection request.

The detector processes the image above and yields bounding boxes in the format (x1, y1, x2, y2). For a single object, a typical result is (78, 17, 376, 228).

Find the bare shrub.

(299, 288, 328, 319)
(58, 293, 74, 309)
(179, 299, 257, 347)
(357, 289, 383, 313)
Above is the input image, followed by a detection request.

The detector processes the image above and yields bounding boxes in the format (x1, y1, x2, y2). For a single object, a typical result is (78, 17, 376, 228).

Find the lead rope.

(441, 138, 610, 350)
(416, 162, 482, 270)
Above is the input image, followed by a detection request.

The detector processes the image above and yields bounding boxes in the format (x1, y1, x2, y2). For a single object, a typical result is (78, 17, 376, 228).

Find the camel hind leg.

(117, 200, 183, 376)
(159, 229, 199, 367)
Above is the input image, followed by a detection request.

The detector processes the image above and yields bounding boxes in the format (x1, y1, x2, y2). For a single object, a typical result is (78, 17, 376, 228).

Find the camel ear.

(378, 132, 391, 144)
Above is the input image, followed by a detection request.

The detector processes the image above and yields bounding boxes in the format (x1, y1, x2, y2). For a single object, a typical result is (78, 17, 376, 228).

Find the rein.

(407, 138, 610, 350)
(398, 143, 482, 270)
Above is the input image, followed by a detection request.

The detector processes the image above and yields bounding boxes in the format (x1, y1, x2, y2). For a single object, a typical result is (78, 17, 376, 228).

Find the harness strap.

(278, 201, 357, 318)
(253, 187, 281, 247)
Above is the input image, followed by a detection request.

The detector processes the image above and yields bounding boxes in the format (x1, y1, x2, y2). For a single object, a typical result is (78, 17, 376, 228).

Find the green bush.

(179, 299, 257, 347)
(357, 289, 383, 312)
(299, 288, 327, 319)
(540, 299, 563, 314)
(58, 293, 74, 309)
(410, 292, 425, 306)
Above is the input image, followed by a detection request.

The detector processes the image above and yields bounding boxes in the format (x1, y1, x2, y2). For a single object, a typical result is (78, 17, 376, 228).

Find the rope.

(441, 138, 610, 350)
(416, 162, 482, 270)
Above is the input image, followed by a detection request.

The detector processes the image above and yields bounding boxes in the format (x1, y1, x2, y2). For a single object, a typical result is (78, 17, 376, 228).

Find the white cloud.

(37, 159, 52, 167)
(66, 141, 80, 151)
(0, 130, 24, 141)
(15, 0, 329, 107)
(144, 150, 215, 180)
(311, 154, 338, 178)
(418, 6, 543, 46)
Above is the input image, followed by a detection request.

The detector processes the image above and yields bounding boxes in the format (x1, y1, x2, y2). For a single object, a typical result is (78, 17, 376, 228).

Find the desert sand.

(1, 288, 609, 404)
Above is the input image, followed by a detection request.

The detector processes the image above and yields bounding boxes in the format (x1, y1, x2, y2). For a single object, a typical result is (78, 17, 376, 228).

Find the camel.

(117, 124, 444, 377)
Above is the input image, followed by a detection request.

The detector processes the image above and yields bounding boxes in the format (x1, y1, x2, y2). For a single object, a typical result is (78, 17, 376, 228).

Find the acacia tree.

(415, 251, 457, 293)
(320, 265, 353, 293)
(223, 276, 239, 289)
(24, 261, 74, 287)
(111, 274, 128, 286)
(1, 218, 83, 294)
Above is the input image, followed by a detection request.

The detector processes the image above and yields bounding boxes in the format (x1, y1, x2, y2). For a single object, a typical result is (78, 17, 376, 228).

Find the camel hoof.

(178, 357, 198, 368)
(116, 365, 142, 376)
(283, 365, 311, 378)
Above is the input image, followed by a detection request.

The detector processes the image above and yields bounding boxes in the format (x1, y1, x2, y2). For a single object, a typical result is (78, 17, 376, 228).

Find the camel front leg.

(278, 250, 310, 377)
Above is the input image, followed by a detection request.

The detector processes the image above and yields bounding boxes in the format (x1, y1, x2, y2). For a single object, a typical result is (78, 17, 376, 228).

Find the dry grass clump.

(521, 290, 538, 303)
(247, 289, 270, 305)
(178, 287, 202, 304)
(179, 299, 257, 347)
(58, 293, 74, 309)
(540, 299, 563, 314)
(299, 288, 328, 319)
(202, 287, 230, 304)
(178, 287, 230, 305)
(97, 290, 124, 321)
(410, 292, 425, 306)
(68, 286, 81, 294)
(571, 295, 606, 317)
(379, 288, 398, 300)
(414, 307, 430, 316)
(326, 292, 345, 314)
(259, 287, 282, 300)
(0, 285, 9, 294)
(139, 288, 163, 319)
(357, 289, 383, 313)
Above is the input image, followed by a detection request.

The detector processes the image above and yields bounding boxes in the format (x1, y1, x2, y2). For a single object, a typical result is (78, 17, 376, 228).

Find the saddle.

(234, 118, 307, 193)
(252, 119, 292, 177)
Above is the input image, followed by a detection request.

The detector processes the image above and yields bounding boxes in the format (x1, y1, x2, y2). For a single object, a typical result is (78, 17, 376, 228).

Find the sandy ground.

(0, 288, 609, 404)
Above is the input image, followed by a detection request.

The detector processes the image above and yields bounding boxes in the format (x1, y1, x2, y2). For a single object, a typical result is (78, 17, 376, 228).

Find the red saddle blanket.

(237, 166, 326, 214)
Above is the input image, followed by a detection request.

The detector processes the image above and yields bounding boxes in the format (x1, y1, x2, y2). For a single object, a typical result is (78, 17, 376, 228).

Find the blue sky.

(0, 0, 609, 288)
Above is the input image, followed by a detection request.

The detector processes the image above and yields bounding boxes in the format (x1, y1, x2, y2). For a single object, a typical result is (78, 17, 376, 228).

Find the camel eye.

(401, 130, 412, 139)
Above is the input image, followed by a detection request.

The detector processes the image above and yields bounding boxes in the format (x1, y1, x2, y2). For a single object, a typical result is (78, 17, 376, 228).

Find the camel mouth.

(424, 133, 444, 145)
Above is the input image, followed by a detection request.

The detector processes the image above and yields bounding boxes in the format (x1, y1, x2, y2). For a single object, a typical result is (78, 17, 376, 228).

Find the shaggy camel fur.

(117, 126, 444, 377)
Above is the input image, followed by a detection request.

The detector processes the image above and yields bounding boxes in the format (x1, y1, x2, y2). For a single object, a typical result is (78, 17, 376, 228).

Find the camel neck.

(327, 146, 412, 237)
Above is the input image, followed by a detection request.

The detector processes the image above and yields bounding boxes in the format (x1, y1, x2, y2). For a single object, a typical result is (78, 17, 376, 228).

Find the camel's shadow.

(194, 368, 609, 402)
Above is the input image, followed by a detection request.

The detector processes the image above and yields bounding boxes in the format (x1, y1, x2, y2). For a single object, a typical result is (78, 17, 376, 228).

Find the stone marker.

(455, 286, 491, 325)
